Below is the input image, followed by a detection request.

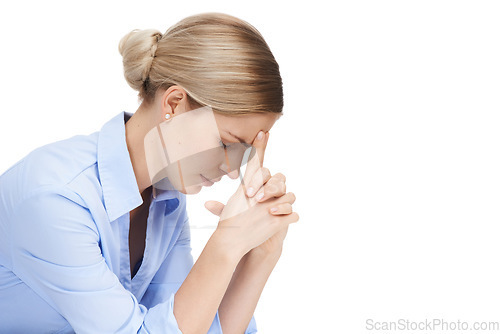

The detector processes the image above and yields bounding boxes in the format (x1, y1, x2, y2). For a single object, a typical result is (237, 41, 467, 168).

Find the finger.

(243, 131, 269, 186)
(274, 172, 286, 183)
(204, 200, 225, 216)
(263, 191, 296, 206)
(269, 203, 293, 215)
(270, 212, 300, 233)
(254, 174, 286, 202)
(281, 212, 300, 224)
(255, 180, 285, 202)
(279, 192, 296, 205)
(246, 167, 272, 197)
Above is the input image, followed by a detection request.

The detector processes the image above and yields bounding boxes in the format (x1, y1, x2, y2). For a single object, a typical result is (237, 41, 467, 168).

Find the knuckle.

(286, 192, 296, 203)
(267, 183, 279, 194)
(276, 172, 286, 182)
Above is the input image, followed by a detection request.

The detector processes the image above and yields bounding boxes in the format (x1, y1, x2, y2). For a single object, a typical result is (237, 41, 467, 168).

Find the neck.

(125, 103, 158, 194)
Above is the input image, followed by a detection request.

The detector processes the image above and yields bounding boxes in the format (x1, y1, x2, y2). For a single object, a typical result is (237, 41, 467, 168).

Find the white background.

(1, 1, 500, 333)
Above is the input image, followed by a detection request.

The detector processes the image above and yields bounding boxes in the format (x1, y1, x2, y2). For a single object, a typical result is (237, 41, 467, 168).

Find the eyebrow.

(228, 131, 251, 147)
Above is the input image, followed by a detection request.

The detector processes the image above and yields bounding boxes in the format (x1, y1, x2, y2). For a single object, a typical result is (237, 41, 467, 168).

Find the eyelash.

(219, 139, 251, 149)
(219, 140, 228, 149)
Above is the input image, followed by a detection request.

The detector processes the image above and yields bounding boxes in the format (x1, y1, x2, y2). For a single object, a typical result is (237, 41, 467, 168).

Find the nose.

(227, 169, 240, 179)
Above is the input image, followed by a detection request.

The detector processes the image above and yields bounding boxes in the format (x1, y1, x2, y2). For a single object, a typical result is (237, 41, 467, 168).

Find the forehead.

(214, 112, 280, 134)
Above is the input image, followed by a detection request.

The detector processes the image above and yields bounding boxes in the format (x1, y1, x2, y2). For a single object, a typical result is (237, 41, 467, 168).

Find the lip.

(200, 174, 214, 186)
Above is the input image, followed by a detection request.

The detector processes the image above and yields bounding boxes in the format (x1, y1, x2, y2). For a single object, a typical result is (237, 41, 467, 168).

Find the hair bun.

(118, 29, 163, 91)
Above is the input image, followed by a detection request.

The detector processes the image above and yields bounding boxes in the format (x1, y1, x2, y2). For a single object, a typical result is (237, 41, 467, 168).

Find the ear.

(160, 85, 189, 117)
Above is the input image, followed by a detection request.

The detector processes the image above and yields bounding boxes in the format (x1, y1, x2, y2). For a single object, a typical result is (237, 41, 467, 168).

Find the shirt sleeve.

(10, 188, 179, 334)
(140, 213, 258, 334)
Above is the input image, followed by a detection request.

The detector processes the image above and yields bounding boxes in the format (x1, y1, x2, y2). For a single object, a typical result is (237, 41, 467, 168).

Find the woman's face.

(146, 105, 280, 195)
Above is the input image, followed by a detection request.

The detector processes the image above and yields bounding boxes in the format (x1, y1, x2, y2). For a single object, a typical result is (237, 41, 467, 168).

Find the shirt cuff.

(139, 292, 258, 334)
(208, 309, 258, 334)
(139, 292, 182, 334)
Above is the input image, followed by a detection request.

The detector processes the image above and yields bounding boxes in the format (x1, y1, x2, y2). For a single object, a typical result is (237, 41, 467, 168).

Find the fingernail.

(270, 207, 278, 213)
(247, 187, 254, 196)
(257, 131, 264, 141)
(256, 191, 264, 201)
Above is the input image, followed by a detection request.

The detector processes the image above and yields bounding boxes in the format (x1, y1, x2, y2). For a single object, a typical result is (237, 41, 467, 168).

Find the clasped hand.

(205, 131, 299, 259)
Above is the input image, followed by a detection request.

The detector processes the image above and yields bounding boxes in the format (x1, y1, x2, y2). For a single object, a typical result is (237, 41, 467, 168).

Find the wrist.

(247, 246, 282, 264)
(209, 229, 246, 265)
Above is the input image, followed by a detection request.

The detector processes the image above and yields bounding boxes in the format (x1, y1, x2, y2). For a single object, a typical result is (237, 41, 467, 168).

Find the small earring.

(165, 113, 172, 121)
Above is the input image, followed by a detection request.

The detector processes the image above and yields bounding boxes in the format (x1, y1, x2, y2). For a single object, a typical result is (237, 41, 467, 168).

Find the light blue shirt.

(0, 112, 257, 333)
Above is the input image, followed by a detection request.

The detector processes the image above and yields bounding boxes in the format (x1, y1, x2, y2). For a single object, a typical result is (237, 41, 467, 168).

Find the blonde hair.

(118, 12, 283, 115)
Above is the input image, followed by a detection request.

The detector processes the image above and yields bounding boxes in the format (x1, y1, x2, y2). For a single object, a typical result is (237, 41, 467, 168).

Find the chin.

(173, 174, 220, 194)
(181, 184, 204, 195)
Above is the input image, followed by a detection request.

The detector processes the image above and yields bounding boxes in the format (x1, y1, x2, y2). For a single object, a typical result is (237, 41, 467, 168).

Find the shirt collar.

(97, 112, 182, 222)
(97, 112, 143, 222)
(152, 187, 182, 202)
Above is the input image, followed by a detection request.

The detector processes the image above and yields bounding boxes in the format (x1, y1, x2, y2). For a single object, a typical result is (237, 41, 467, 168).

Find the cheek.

(192, 147, 226, 171)
(225, 145, 252, 172)
(154, 146, 227, 193)
(179, 148, 225, 180)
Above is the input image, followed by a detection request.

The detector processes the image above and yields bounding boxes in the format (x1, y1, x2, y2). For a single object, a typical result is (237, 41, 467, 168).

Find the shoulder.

(2, 132, 100, 203)
(23, 132, 100, 189)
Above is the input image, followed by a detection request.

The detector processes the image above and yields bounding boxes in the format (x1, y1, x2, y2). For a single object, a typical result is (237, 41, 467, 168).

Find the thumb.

(243, 131, 269, 185)
(204, 200, 225, 216)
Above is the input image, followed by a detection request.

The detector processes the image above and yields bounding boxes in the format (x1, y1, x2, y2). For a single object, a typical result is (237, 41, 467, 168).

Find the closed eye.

(228, 131, 251, 148)
(219, 137, 250, 149)
(219, 139, 228, 149)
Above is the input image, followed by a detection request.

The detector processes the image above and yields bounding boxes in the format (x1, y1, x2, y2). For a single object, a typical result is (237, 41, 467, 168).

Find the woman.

(0, 12, 298, 334)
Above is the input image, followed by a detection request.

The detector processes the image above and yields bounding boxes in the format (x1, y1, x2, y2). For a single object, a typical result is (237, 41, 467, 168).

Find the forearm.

(218, 249, 281, 334)
(174, 231, 241, 334)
